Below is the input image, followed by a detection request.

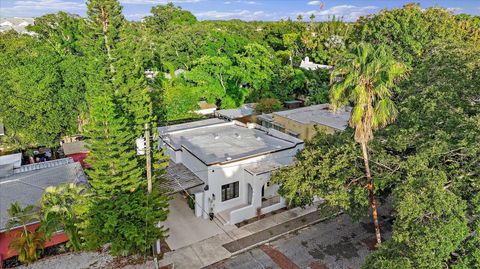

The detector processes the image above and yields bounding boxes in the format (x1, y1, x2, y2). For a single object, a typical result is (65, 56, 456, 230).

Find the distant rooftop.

(215, 103, 255, 120)
(0, 17, 34, 34)
(299, 57, 332, 71)
(273, 104, 351, 131)
(0, 161, 87, 231)
(161, 120, 303, 165)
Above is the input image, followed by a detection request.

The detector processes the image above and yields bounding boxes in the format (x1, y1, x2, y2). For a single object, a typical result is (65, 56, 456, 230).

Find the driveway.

(164, 193, 237, 250)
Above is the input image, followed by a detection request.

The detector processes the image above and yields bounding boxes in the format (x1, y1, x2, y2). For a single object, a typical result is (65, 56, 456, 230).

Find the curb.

(229, 211, 343, 257)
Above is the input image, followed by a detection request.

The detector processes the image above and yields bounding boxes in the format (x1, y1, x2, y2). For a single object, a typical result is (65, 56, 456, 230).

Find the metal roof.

(273, 104, 351, 131)
(161, 162, 204, 194)
(0, 162, 87, 232)
(215, 103, 255, 120)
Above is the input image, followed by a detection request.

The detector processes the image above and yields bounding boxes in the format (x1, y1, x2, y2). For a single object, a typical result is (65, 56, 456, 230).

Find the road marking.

(260, 244, 301, 269)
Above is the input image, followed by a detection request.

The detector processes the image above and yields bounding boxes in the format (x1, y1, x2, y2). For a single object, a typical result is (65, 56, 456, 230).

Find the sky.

(1, 0, 479, 21)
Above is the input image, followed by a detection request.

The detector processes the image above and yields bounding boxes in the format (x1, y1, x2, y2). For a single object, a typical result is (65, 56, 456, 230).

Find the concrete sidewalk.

(158, 201, 325, 269)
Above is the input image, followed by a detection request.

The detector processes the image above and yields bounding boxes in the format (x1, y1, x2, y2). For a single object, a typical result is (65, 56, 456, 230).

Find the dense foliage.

(1, 1, 479, 267)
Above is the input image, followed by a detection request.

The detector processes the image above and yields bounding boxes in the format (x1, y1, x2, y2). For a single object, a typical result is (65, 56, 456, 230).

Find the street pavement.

(206, 214, 393, 269)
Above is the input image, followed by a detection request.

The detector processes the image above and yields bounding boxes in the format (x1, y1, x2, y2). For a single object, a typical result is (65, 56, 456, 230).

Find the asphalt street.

(206, 214, 393, 269)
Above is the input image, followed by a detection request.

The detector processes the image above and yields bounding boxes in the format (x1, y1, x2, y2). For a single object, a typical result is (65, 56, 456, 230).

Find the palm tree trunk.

(361, 141, 382, 245)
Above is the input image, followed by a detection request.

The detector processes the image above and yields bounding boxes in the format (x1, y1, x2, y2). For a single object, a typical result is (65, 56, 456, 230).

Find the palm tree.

(330, 42, 407, 245)
(40, 183, 88, 251)
(6, 202, 45, 264)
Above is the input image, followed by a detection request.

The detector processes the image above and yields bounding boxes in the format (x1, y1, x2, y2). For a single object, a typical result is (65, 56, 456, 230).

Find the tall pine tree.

(81, 0, 170, 255)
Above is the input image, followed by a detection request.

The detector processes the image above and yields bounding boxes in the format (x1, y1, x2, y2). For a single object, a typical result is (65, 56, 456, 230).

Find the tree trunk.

(361, 141, 382, 245)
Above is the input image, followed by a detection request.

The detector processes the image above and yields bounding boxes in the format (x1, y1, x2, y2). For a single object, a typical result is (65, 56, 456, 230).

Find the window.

(221, 182, 239, 201)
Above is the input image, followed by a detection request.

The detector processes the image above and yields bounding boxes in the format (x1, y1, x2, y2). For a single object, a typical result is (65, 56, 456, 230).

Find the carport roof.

(162, 162, 204, 194)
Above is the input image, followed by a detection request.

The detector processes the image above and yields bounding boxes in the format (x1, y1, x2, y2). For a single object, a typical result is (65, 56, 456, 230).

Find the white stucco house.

(159, 118, 304, 225)
(299, 57, 332, 71)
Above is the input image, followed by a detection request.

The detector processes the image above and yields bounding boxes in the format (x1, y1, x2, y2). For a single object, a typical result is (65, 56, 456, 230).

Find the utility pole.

(145, 123, 152, 194)
(144, 123, 159, 269)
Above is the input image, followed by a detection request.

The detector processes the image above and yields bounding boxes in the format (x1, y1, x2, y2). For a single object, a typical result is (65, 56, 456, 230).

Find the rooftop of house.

(215, 103, 256, 120)
(0, 17, 34, 34)
(244, 160, 284, 175)
(299, 57, 332, 71)
(0, 160, 87, 232)
(160, 120, 303, 165)
(273, 103, 351, 131)
(62, 141, 89, 155)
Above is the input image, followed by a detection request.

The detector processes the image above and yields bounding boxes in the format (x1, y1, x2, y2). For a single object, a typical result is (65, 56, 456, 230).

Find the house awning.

(161, 162, 204, 195)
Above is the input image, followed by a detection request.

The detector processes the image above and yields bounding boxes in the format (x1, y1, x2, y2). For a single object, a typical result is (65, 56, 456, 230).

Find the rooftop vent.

(214, 133, 220, 140)
(226, 157, 232, 161)
(256, 136, 262, 141)
(235, 133, 241, 139)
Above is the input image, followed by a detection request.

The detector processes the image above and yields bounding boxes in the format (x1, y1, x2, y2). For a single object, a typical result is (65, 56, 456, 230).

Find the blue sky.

(1, 0, 479, 21)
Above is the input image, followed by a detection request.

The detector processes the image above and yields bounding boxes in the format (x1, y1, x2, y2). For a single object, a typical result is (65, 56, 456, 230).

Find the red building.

(0, 158, 87, 267)
(62, 141, 89, 168)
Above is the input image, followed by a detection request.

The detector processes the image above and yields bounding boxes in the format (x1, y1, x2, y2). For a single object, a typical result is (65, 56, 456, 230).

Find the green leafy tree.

(255, 98, 283, 114)
(39, 183, 89, 251)
(0, 32, 85, 148)
(353, 4, 463, 65)
(6, 202, 45, 265)
(235, 43, 276, 101)
(144, 3, 197, 34)
(84, 188, 169, 256)
(330, 42, 407, 245)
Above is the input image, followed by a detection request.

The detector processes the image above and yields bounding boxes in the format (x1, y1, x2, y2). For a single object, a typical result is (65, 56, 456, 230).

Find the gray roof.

(0, 161, 87, 231)
(0, 18, 34, 34)
(161, 162, 204, 194)
(62, 141, 89, 155)
(159, 118, 227, 134)
(215, 103, 255, 120)
(273, 104, 351, 131)
(244, 160, 284, 175)
(161, 120, 303, 165)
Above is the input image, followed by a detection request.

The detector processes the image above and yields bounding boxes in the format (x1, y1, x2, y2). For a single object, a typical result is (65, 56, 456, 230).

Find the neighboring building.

(159, 118, 304, 225)
(0, 18, 34, 34)
(299, 57, 332, 71)
(0, 158, 87, 264)
(195, 101, 217, 116)
(215, 103, 256, 123)
(62, 140, 89, 168)
(164, 69, 186, 80)
(283, 100, 303, 110)
(257, 104, 351, 140)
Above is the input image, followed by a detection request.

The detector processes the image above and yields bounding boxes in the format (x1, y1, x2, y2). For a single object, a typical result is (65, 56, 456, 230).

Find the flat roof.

(161, 120, 303, 165)
(273, 104, 351, 130)
(215, 103, 255, 120)
(0, 162, 87, 231)
(159, 118, 227, 134)
(244, 160, 284, 175)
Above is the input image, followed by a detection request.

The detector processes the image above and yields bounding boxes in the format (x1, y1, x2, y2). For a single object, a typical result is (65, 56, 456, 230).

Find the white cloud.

(195, 9, 271, 21)
(120, 0, 202, 4)
(224, 1, 232, 4)
(445, 7, 463, 14)
(307, 1, 321, 5)
(296, 5, 379, 22)
(0, 0, 85, 17)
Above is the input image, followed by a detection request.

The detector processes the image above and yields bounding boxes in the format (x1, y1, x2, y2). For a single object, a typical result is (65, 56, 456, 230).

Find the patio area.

(163, 193, 237, 250)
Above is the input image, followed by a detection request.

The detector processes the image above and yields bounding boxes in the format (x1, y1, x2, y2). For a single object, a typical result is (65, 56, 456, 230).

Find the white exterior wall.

(204, 144, 303, 222)
(181, 148, 208, 182)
